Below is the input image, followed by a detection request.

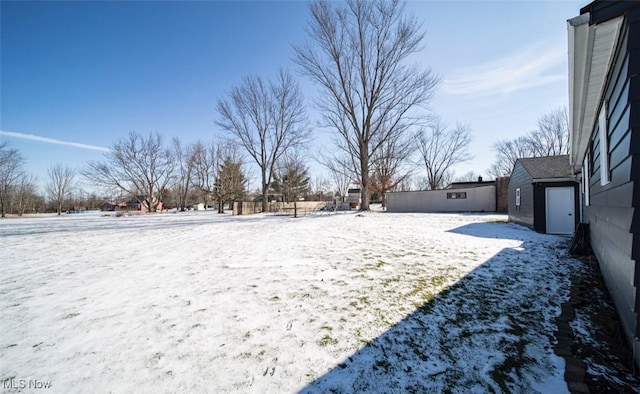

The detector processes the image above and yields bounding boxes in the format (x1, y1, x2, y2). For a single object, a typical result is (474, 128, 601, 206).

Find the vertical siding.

(629, 5, 640, 366)
(584, 16, 639, 348)
(507, 162, 534, 229)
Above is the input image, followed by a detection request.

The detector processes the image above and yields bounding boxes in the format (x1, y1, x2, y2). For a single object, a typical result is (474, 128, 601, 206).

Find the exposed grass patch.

(319, 335, 338, 346)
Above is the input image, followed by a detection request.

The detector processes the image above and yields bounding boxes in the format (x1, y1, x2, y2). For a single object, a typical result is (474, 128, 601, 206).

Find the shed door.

(546, 187, 575, 235)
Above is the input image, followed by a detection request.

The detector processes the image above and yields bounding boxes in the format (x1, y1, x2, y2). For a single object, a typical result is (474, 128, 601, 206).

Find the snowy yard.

(1, 211, 580, 393)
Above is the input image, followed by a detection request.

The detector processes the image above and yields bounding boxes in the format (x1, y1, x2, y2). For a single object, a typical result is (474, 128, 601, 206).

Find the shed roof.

(516, 155, 572, 179)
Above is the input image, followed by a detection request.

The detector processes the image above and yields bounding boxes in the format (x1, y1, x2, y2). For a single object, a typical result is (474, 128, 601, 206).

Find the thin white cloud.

(442, 42, 566, 96)
(0, 130, 111, 152)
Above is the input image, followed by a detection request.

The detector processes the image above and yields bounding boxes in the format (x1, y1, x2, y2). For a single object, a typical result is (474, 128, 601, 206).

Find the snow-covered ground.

(1, 211, 580, 393)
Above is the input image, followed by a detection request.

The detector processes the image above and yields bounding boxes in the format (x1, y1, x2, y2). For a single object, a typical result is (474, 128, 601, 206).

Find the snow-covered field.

(0, 211, 580, 393)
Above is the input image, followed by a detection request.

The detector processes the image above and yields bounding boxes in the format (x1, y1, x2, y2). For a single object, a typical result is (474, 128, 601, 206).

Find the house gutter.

(532, 177, 575, 183)
(567, 13, 591, 171)
(567, 12, 624, 173)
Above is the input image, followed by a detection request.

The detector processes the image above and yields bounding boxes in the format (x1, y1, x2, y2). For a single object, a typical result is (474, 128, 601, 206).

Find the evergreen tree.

(271, 158, 310, 203)
(214, 156, 246, 213)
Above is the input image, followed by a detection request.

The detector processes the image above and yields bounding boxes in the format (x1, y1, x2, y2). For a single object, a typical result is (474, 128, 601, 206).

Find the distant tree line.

(1, 142, 103, 216)
(81, 132, 248, 213)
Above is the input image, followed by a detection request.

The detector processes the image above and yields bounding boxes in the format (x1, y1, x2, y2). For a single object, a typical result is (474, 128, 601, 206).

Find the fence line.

(232, 201, 331, 217)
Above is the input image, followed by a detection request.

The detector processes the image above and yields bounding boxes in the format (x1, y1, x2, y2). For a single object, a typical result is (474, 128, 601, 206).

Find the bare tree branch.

(190, 140, 219, 210)
(0, 142, 26, 218)
(171, 138, 195, 211)
(488, 107, 569, 178)
(316, 150, 356, 202)
(15, 173, 39, 216)
(370, 131, 416, 208)
(47, 164, 76, 215)
(82, 131, 175, 212)
(416, 118, 473, 190)
(454, 171, 481, 183)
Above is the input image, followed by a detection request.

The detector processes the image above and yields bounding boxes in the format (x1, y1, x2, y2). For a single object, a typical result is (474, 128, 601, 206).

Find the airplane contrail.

(0, 130, 111, 152)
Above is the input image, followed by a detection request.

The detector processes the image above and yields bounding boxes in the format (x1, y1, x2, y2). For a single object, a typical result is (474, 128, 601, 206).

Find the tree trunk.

(261, 170, 268, 213)
(218, 199, 224, 214)
(381, 192, 387, 209)
(360, 144, 370, 211)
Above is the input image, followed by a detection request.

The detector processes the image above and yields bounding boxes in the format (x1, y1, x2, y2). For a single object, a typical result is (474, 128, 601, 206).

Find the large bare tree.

(416, 119, 473, 190)
(0, 142, 25, 218)
(47, 164, 76, 215)
(83, 131, 175, 212)
(488, 107, 569, 178)
(294, 0, 439, 210)
(216, 69, 308, 212)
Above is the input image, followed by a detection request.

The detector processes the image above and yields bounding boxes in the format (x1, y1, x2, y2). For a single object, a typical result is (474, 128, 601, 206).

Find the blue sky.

(1, 0, 584, 191)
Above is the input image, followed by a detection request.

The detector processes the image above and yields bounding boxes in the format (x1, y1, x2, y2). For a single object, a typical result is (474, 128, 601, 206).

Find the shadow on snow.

(299, 221, 570, 393)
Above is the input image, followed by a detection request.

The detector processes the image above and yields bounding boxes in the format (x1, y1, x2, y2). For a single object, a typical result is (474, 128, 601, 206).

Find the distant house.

(448, 176, 509, 212)
(125, 198, 142, 211)
(125, 195, 163, 212)
(100, 202, 116, 212)
(568, 0, 640, 367)
(346, 188, 361, 210)
(508, 155, 578, 235)
(446, 176, 490, 190)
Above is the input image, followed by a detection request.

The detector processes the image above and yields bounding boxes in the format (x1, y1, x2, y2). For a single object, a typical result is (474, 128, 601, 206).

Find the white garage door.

(546, 187, 575, 235)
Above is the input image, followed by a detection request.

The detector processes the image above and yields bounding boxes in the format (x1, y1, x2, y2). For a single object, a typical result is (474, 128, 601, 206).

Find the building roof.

(447, 180, 496, 190)
(516, 155, 572, 180)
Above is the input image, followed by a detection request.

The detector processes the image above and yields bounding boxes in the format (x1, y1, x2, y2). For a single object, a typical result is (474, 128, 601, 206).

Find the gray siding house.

(568, 0, 640, 367)
(508, 155, 579, 235)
